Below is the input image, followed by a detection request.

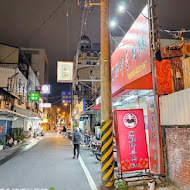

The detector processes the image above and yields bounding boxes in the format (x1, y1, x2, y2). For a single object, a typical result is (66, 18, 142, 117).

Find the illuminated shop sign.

(111, 5, 151, 95)
(39, 103, 52, 108)
(30, 92, 40, 101)
(57, 61, 74, 83)
(114, 109, 149, 172)
(41, 85, 50, 94)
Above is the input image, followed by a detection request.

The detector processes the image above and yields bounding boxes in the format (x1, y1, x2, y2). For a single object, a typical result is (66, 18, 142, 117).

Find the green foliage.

(18, 135, 24, 141)
(13, 128, 24, 141)
(0, 140, 5, 145)
(115, 180, 128, 190)
(73, 122, 79, 128)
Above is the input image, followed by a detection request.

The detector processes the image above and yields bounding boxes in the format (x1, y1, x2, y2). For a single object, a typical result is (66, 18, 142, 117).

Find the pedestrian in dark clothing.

(72, 128, 82, 159)
(62, 126, 67, 138)
(63, 126, 67, 132)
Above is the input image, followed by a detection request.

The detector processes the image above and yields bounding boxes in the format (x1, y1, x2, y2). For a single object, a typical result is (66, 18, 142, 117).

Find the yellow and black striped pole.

(101, 120, 114, 187)
(100, 0, 114, 189)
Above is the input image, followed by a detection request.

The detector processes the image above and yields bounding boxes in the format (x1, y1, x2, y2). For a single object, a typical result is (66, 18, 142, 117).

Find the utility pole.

(76, 0, 114, 188)
(100, 0, 114, 189)
(148, 0, 162, 173)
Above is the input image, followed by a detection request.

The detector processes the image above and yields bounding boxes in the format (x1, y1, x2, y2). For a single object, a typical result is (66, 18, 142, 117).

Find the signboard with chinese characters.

(40, 84, 50, 94)
(57, 61, 74, 83)
(147, 96, 161, 174)
(62, 91, 72, 104)
(39, 103, 52, 108)
(30, 92, 40, 101)
(0, 126, 3, 133)
(114, 109, 149, 172)
(111, 5, 151, 95)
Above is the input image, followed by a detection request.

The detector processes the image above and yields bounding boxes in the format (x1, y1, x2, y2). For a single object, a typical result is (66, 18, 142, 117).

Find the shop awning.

(13, 106, 42, 120)
(80, 110, 96, 116)
(0, 109, 27, 120)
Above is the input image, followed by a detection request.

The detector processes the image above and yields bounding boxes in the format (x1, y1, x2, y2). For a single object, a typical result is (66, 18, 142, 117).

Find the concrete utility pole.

(100, 0, 114, 189)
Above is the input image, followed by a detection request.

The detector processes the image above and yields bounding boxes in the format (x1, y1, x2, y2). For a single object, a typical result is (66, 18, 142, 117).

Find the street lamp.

(118, 1, 135, 21)
(110, 18, 117, 28)
(64, 103, 68, 107)
(110, 17, 125, 35)
(118, 1, 126, 13)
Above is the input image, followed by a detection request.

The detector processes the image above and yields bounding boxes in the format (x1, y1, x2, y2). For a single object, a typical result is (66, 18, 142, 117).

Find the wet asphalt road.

(0, 133, 101, 190)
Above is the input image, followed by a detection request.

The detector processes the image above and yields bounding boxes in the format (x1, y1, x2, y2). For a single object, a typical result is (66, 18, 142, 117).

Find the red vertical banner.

(147, 96, 160, 173)
(114, 109, 149, 173)
(0, 126, 3, 133)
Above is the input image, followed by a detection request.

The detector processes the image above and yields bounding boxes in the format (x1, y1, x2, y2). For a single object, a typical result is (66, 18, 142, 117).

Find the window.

(92, 62, 96, 65)
(93, 52, 98, 57)
(86, 61, 91, 65)
(86, 51, 91, 57)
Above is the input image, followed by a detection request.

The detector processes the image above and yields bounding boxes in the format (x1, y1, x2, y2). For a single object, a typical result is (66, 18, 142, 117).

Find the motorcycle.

(94, 142, 101, 161)
(40, 130, 45, 136)
(94, 141, 118, 168)
(5, 134, 13, 147)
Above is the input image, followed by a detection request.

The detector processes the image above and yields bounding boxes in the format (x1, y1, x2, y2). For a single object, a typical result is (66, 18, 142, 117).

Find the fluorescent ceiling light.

(113, 102, 122, 106)
(124, 95, 137, 102)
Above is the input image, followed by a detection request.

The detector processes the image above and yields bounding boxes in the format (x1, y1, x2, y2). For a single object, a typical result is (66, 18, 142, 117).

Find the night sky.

(0, 0, 189, 106)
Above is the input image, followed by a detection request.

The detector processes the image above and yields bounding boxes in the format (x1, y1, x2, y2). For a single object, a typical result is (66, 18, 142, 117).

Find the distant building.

(73, 35, 100, 103)
(0, 43, 49, 141)
(20, 48, 49, 85)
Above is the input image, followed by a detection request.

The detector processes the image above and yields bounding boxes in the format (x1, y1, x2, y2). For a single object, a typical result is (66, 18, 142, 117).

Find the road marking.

(70, 141, 97, 190)
(78, 156, 98, 190)
(23, 140, 37, 151)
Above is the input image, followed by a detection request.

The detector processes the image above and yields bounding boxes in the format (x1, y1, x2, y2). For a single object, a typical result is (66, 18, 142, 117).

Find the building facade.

(0, 43, 49, 143)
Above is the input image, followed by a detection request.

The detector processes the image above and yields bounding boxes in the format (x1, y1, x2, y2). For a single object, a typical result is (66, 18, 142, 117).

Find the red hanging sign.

(0, 126, 3, 133)
(111, 5, 151, 95)
(146, 96, 161, 173)
(114, 109, 149, 172)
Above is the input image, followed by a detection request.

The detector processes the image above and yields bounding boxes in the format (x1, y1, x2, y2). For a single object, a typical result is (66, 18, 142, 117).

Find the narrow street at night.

(0, 134, 101, 190)
(0, 0, 190, 189)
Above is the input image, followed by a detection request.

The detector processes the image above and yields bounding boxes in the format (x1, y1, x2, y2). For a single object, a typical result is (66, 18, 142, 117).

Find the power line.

(66, 0, 70, 59)
(52, 98, 64, 105)
(0, 0, 67, 63)
(74, 7, 91, 80)
(165, 29, 190, 33)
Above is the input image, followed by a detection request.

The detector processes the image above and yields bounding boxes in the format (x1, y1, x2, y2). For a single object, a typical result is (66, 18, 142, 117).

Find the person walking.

(62, 125, 67, 137)
(72, 128, 82, 159)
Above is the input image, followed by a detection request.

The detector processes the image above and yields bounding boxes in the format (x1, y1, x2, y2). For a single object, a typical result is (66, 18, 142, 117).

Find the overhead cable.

(0, 0, 67, 63)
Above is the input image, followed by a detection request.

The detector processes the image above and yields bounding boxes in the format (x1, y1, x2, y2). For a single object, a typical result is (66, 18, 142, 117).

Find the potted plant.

(0, 140, 4, 150)
(13, 130, 17, 145)
(18, 135, 24, 143)
(115, 180, 128, 190)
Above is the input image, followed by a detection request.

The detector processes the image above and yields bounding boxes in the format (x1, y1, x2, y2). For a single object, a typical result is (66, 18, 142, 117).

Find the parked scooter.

(33, 129, 40, 138)
(40, 129, 45, 136)
(95, 142, 101, 161)
(94, 141, 118, 168)
(5, 134, 13, 147)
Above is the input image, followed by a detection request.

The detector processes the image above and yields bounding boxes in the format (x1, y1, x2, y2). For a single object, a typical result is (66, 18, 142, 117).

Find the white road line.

(23, 141, 37, 151)
(78, 155, 98, 190)
(70, 141, 98, 190)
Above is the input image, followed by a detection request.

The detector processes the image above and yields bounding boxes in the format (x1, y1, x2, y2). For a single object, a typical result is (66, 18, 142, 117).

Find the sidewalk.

(0, 137, 41, 165)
